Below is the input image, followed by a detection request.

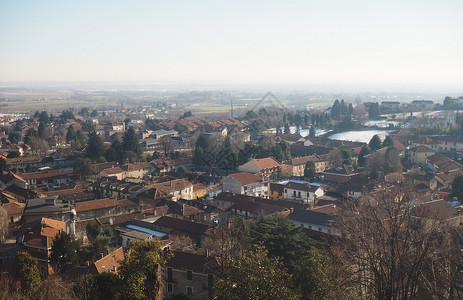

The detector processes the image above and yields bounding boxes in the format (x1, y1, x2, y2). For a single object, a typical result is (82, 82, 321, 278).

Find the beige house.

(238, 157, 281, 179)
(122, 162, 155, 178)
(99, 167, 124, 180)
(146, 178, 194, 201)
(281, 155, 329, 178)
(408, 145, 435, 165)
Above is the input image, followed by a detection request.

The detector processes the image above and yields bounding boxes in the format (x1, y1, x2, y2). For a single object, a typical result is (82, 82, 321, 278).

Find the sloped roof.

(94, 247, 124, 274)
(0, 172, 25, 184)
(230, 200, 287, 216)
(409, 145, 434, 153)
(393, 140, 407, 151)
(427, 153, 463, 173)
(166, 250, 217, 273)
(251, 157, 281, 169)
(289, 208, 334, 227)
(229, 172, 262, 185)
(413, 199, 459, 220)
(1, 201, 24, 215)
(75, 198, 137, 213)
(290, 155, 322, 166)
(154, 216, 208, 236)
(101, 167, 124, 175)
(20, 169, 74, 181)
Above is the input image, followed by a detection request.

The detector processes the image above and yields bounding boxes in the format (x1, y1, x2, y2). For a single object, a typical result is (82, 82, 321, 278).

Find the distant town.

(1, 91, 463, 299)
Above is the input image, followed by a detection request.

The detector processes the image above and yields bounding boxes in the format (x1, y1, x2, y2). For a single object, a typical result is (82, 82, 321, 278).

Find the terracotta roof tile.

(229, 172, 263, 185)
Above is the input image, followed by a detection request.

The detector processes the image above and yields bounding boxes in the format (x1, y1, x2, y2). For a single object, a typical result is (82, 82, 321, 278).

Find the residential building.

(165, 251, 217, 300)
(17, 218, 67, 273)
(289, 208, 337, 235)
(380, 101, 400, 112)
(22, 197, 75, 225)
(19, 169, 74, 188)
(281, 181, 324, 204)
(75, 198, 138, 220)
(238, 157, 281, 179)
(322, 165, 357, 183)
(221, 172, 268, 197)
(0, 172, 27, 189)
(408, 145, 435, 165)
(281, 155, 329, 178)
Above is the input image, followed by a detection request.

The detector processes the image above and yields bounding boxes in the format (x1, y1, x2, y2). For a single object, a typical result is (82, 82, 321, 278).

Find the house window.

(187, 270, 192, 280)
(167, 268, 173, 281)
(167, 283, 173, 293)
(186, 286, 193, 295)
(298, 191, 301, 198)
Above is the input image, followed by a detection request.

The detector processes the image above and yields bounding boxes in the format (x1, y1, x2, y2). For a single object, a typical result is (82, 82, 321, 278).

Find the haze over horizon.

(1, 0, 462, 92)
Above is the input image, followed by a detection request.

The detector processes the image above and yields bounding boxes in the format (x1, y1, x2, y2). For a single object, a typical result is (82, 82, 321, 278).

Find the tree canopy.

(216, 244, 297, 300)
(368, 134, 382, 151)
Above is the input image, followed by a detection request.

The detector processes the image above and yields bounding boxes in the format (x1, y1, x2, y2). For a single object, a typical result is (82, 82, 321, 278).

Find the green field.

(0, 91, 104, 113)
(186, 102, 231, 114)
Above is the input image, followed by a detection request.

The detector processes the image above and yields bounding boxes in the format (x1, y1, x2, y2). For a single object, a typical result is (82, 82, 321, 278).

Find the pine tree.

(66, 125, 76, 142)
(369, 135, 382, 151)
(358, 144, 371, 166)
(86, 131, 105, 161)
(122, 127, 142, 158)
(309, 126, 316, 138)
(383, 135, 394, 148)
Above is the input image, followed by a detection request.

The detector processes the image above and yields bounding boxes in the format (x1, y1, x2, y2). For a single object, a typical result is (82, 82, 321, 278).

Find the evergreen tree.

(341, 149, 352, 165)
(382, 135, 394, 148)
(66, 125, 77, 142)
(24, 128, 38, 145)
(105, 140, 123, 164)
(368, 134, 382, 151)
(39, 111, 49, 124)
(331, 100, 341, 119)
(86, 131, 105, 162)
(368, 102, 381, 119)
(348, 103, 354, 116)
(309, 126, 316, 138)
(13, 251, 41, 295)
(304, 161, 317, 181)
(284, 123, 290, 134)
(74, 157, 92, 180)
(38, 122, 46, 139)
(50, 232, 81, 273)
(122, 127, 142, 158)
(358, 143, 371, 166)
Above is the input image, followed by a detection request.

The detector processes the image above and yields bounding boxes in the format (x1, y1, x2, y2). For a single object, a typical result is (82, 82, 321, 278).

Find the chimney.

(100, 253, 104, 259)
(85, 261, 90, 267)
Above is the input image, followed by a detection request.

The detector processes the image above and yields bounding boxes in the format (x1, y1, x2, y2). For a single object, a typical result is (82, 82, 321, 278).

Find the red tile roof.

(229, 172, 263, 185)
(94, 247, 125, 274)
(75, 198, 137, 213)
(251, 157, 281, 169)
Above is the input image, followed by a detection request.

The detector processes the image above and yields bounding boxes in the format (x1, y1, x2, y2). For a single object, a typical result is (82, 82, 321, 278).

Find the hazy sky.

(1, 0, 462, 89)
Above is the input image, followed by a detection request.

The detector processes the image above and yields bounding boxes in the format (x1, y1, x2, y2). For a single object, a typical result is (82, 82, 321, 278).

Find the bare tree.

(202, 216, 250, 269)
(334, 185, 463, 300)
